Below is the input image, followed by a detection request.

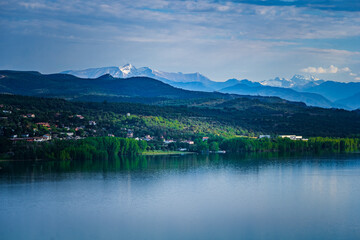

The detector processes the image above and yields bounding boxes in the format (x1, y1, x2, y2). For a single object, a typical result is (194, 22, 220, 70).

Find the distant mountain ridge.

(5, 63, 360, 110)
(260, 75, 324, 90)
(62, 64, 342, 108)
(61, 64, 343, 109)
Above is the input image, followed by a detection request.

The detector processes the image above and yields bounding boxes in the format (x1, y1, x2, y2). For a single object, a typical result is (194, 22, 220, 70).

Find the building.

(259, 135, 271, 139)
(144, 135, 153, 141)
(182, 140, 194, 145)
(280, 135, 303, 140)
(42, 134, 52, 141)
(88, 121, 96, 126)
(202, 137, 209, 141)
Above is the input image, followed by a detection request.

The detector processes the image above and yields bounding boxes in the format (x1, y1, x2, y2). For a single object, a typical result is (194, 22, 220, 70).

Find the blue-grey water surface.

(1, 153, 360, 240)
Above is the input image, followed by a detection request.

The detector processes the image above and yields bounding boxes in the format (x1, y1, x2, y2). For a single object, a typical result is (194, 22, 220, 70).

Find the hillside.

(303, 81, 360, 102)
(1, 94, 360, 138)
(336, 92, 360, 110)
(0, 70, 232, 101)
(219, 83, 337, 108)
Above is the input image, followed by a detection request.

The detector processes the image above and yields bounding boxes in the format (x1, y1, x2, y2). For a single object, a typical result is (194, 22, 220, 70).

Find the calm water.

(1, 153, 360, 240)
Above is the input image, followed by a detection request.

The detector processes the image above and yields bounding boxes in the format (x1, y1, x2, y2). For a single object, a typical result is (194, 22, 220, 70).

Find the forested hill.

(1, 94, 360, 138)
(0, 70, 234, 100)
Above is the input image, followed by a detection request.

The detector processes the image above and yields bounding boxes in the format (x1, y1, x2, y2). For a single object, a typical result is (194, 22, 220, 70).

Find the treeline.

(221, 137, 360, 153)
(9, 137, 147, 161)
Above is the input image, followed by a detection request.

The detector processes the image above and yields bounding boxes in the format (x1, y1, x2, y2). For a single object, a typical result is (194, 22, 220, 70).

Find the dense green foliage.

(1, 94, 360, 160)
(10, 137, 147, 161)
(1, 94, 360, 139)
(221, 137, 360, 153)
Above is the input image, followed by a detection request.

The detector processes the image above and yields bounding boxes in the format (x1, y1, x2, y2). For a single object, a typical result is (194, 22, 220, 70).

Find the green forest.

(4, 137, 147, 161)
(1, 94, 360, 161)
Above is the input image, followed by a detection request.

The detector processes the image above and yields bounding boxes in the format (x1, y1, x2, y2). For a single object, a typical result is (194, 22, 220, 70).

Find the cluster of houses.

(258, 134, 308, 141)
(280, 135, 308, 141)
(10, 134, 52, 142)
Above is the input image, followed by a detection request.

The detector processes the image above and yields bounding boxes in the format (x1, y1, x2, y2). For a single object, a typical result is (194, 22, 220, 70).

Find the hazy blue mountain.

(219, 83, 339, 108)
(62, 64, 245, 92)
(303, 81, 360, 102)
(335, 92, 360, 110)
(0, 70, 236, 101)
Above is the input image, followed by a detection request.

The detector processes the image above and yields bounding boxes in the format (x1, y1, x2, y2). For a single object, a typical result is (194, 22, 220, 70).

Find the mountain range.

(62, 64, 360, 110)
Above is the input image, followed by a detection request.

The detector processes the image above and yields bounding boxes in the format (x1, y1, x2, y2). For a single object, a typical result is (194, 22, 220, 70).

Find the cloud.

(301, 48, 360, 56)
(301, 65, 339, 74)
(301, 65, 360, 81)
(1, 0, 360, 81)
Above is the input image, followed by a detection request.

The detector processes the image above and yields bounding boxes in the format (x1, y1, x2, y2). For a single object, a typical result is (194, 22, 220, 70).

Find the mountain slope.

(219, 83, 338, 108)
(0, 70, 236, 101)
(62, 64, 214, 84)
(62, 65, 346, 108)
(335, 92, 360, 110)
(303, 81, 360, 102)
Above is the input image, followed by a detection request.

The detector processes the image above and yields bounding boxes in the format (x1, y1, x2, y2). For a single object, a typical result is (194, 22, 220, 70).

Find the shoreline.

(141, 151, 195, 156)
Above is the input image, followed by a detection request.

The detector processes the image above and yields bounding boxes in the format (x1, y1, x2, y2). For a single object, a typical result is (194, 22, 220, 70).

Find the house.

(88, 121, 96, 126)
(108, 134, 115, 137)
(164, 139, 176, 144)
(76, 115, 84, 120)
(182, 140, 194, 145)
(27, 114, 35, 118)
(42, 134, 52, 141)
(202, 137, 209, 141)
(127, 131, 134, 138)
(2, 110, 11, 114)
(126, 113, 131, 117)
(259, 135, 271, 139)
(144, 135, 153, 141)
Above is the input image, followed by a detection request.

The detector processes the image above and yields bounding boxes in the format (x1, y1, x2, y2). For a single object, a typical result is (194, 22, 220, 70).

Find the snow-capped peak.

(260, 74, 321, 88)
(261, 77, 294, 88)
(119, 63, 136, 76)
(61, 64, 212, 85)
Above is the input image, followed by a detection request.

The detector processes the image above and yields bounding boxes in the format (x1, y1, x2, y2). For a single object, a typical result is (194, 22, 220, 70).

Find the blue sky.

(1, 0, 360, 82)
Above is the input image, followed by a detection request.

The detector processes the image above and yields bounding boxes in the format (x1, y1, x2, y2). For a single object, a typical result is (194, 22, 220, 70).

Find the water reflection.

(1, 152, 359, 183)
(1, 152, 360, 240)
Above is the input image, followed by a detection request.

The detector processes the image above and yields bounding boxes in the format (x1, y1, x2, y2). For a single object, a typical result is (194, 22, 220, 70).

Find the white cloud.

(301, 65, 360, 81)
(301, 65, 339, 74)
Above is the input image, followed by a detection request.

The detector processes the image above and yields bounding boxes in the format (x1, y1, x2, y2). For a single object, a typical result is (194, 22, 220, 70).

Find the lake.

(1, 153, 360, 240)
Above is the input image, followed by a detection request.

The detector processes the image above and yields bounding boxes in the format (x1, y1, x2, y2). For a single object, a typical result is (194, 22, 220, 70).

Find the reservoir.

(1, 153, 360, 239)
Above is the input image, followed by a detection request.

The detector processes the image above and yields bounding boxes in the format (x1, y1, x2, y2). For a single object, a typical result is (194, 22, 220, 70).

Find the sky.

(1, 0, 360, 82)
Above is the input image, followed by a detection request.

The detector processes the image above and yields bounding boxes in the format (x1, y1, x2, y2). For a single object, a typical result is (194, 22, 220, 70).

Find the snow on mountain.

(260, 77, 294, 88)
(260, 75, 322, 89)
(62, 64, 213, 85)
